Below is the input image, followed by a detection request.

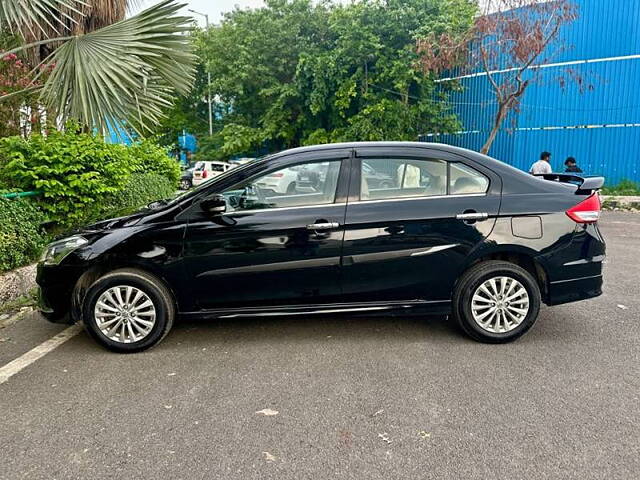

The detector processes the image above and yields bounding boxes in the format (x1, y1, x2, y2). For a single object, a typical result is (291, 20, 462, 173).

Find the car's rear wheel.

(82, 269, 175, 353)
(180, 178, 192, 190)
(286, 182, 297, 194)
(452, 261, 541, 343)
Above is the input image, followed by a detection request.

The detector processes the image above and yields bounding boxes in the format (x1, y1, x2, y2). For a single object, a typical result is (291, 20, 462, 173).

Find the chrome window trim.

(348, 193, 487, 206)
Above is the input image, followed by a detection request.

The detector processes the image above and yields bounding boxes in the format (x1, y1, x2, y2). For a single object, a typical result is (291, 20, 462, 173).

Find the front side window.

(360, 158, 447, 200)
(222, 160, 342, 211)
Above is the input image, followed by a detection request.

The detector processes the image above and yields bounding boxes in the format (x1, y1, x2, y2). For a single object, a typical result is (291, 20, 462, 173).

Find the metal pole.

(205, 14, 213, 137)
(189, 9, 213, 136)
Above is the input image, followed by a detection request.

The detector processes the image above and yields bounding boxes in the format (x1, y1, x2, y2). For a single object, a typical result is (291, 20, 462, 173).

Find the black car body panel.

(37, 142, 605, 324)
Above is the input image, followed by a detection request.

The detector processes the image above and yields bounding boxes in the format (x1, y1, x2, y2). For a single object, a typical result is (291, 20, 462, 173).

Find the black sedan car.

(37, 142, 605, 352)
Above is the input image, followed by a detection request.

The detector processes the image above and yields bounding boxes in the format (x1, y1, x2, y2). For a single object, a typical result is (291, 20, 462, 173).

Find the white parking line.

(0, 324, 83, 385)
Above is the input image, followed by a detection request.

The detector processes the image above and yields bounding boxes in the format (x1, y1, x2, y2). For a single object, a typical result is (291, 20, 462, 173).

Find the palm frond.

(38, 0, 196, 137)
(0, 0, 85, 35)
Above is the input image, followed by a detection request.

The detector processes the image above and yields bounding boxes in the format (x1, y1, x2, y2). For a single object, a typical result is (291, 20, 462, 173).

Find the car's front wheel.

(81, 269, 175, 353)
(452, 261, 541, 343)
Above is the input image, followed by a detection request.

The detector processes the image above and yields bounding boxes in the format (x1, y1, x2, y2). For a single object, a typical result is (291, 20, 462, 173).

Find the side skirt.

(179, 299, 452, 320)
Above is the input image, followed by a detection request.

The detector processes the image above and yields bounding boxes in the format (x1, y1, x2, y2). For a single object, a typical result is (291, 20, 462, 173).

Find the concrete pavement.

(0, 212, 638, 480)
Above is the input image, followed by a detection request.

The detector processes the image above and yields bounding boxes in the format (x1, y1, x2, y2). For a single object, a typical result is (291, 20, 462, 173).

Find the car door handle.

(306, 222, 340, 231)
(456, 212, 489, 220)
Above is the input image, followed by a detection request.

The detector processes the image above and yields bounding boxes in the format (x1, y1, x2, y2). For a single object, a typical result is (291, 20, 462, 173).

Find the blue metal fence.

(422, 0, 640, 185)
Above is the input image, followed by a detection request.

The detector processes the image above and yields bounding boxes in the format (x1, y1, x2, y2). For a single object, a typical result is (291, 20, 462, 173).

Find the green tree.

(195, 0, 476, 157)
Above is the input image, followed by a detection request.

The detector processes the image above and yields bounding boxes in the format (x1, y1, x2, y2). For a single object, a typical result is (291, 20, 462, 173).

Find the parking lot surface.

(0, 212, 638, 480)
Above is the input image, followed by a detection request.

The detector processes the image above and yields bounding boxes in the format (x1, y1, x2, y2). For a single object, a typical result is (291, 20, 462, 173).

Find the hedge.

(94, 173, 176, 222)
(0, 128, 180, 229)
(0, 198, 48, 272)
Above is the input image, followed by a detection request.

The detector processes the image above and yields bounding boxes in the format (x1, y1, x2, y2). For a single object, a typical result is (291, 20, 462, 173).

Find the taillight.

(566, 194, 601, 223)
(269, 172, 284, 178)
(202, 170, 208, 179)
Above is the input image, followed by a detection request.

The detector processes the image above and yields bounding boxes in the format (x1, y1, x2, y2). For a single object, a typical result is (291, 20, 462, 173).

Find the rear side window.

(360, 158, 447, 200)
(359, 158, 489, 201)
(449, 163, 489, 195)
(210, 163, 226, 172)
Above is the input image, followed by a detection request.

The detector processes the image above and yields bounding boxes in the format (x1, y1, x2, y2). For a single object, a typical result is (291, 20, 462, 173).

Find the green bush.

(601, 179, 640, 196)
(0, 198, 48, 272)
(0, 127, 132, 227)
(0, 128, 180, 228)
(127, 139, 180, 186)
(95, 173, 176, 221)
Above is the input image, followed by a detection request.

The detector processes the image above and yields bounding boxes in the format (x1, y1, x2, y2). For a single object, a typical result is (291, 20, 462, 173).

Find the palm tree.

(0, 0, 195, 137)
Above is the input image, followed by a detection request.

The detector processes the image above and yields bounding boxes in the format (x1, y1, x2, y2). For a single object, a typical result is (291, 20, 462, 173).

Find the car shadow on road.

(166, 313, 461, 347)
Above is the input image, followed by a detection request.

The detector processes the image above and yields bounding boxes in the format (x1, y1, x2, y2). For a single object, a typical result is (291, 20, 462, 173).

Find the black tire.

(180, 179, 192, 190)
(286, 182, 297, 194)
(452, 261, 541, 343)
(81, 268, 175, 353)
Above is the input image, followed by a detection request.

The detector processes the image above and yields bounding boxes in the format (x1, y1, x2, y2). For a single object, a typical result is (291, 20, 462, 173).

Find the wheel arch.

(461, 246, 550, 303)
(71, 261, 180, 323)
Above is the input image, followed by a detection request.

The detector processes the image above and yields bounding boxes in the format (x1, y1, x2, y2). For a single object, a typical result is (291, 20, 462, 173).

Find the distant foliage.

(0, 198, 48, 272)
(195, 0, 477, 157)
(601, 180, 640, 196)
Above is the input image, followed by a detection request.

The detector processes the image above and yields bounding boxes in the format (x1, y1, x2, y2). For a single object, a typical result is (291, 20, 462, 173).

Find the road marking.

(0, 324, 83, 385)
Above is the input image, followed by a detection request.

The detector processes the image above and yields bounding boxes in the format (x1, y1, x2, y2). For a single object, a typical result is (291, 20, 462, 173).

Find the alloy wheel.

(471, 276, 530, 334)
(94, 285, 157, 343)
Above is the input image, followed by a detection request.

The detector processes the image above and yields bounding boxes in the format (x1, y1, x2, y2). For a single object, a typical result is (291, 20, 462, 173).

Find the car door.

(340, 145, 502, 303)
(182, 150, 351, 311)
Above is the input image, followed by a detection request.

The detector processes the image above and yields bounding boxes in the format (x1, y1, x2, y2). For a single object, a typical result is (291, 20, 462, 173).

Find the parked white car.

(256, 166, 300, 194)
(192, 161, 235, 186)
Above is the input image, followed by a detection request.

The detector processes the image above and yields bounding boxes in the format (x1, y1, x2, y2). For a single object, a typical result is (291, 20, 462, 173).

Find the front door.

(340, 146, 502, 303)
(183, 152, 350, 310)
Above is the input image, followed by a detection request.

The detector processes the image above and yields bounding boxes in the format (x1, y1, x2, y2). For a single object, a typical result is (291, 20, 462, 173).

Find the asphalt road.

(0, 212, 638, 480)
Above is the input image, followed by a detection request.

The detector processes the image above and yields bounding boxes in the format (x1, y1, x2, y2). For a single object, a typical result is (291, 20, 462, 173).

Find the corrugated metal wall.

(422, 0, 640, 185)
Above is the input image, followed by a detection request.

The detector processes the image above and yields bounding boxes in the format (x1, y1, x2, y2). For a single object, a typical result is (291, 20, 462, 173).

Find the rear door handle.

(456, 212, 489, 220)
(306, 222, 340, 231)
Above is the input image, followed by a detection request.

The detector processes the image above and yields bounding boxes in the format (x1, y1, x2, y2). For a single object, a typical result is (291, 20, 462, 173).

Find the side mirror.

(201, 194, 227, 215)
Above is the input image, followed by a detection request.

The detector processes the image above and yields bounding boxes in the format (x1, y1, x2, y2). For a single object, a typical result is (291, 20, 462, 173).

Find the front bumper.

(36, 263, 84, 324)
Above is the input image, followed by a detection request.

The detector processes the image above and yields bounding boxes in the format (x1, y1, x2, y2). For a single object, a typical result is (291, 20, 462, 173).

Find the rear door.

(340, 145, 502, 303)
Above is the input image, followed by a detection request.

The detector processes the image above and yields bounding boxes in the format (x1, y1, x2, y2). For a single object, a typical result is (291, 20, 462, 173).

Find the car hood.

(84, 209, 149, 232)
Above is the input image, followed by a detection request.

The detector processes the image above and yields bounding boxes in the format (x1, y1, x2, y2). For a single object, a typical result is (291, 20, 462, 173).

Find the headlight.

(40, 236, 89, 266)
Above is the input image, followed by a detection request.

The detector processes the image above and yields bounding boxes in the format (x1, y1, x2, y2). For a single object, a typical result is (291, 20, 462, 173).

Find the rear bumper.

(546, 274, 603, 306)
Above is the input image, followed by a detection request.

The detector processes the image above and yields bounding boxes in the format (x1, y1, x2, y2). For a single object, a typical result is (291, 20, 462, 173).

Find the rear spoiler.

(534, 173, 605, 194)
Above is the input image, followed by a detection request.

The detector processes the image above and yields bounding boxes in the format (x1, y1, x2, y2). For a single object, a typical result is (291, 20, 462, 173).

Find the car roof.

(265, 141, 572, 195)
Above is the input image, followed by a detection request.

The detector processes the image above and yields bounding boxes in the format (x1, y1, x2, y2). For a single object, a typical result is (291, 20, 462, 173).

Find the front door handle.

(306, 222, 340, 231)
(456, 212, 489, 221)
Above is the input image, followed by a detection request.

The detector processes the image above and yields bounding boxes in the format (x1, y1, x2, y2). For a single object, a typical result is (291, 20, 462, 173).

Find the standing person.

(530, 151, 552, 175)
(564, 157, 583, 173)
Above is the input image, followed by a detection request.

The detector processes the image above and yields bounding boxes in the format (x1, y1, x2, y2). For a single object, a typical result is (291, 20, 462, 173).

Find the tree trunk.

(480, 102, 508, 155)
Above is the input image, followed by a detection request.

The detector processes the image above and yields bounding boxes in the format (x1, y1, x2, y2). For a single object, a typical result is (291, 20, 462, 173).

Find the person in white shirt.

(530, 151, 552, 175)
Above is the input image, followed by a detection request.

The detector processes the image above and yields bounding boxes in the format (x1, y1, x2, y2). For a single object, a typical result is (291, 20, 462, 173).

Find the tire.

(452, 261, 541, 343)
(81, 268, 175, 353)
(286, 182, 297, 194)
(180, 179, 192, 190)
